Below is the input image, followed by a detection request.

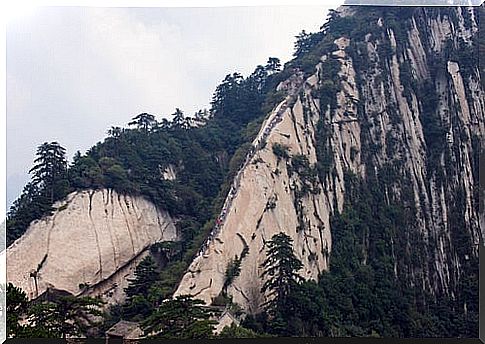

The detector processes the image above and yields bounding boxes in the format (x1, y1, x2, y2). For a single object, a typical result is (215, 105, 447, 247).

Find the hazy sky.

(7, 5, 334, 207)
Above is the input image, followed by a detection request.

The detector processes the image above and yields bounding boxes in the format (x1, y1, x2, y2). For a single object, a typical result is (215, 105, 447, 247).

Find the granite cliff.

(7, 189, 177, 304)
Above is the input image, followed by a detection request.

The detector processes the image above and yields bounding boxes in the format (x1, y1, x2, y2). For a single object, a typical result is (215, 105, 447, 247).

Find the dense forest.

(7, 4, 483, 339)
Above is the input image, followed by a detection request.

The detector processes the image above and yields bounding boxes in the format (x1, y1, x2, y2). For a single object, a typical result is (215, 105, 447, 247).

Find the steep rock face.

(174, 35, 362, 312)
(175, 6, 483, 313)
(350, 6, 483, 296)
(7, 189, 177, 303)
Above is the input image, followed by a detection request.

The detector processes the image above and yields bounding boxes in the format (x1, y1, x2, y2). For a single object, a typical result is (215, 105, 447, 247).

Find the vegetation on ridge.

(6, 4, 481, 340)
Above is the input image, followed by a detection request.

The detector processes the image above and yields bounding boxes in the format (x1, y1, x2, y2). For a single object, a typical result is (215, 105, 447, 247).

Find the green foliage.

(247, 163, 478, 337)
(104, 164, 131, 192)
(271, 143, 290, 161)
(128, 113, 157, 132)
(29, 142, 69, 202)
(448, 37, 479, 81)
(399, 61, 417, 103)
(122, 256, 161, 320)
(248, 233, 332, 337)
(293, 30, 322, 59)
(288, 154, 320, 196)
(69, 153, 104, 189)
(211, 58, 281, 126)
(223, 257, 242, 292)
(141, 295, 217, 339)
(6, 183, 51, 246)
(125, 256, 159, 298)
(218, 323, 264, 338)
(319, 56, 342, 111)
(7, 283, 29, 338)
(315, 122, 333, 178)
(7, 283, 105, 338)
(223, 238, 250, 293)
(7, 142, 69, 246)
(418, 81, 446, 171)
(318, 80, 339, 112)
(30, 295, 105, 338)
(260, 233, 303, 320)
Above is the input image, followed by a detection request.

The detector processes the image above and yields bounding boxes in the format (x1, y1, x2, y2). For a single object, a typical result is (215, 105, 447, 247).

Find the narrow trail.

(194, 73, 306, 259)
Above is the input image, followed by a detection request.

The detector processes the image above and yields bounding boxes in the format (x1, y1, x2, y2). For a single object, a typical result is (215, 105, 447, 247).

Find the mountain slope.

(6, 4, 483, 338)
(174, 5, 483, 334)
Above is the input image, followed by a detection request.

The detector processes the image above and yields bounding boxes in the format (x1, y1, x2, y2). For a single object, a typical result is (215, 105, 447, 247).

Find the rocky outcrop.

(175, 6, 483, 313)
(7, 189, 177, 303)
(174, 33, 364, 312)
(161, 164, 177, 181)
(353, 6, 483, 296)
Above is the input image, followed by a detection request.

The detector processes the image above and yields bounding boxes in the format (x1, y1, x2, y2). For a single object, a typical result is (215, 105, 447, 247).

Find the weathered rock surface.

(7, 189, 177, 303)
(175, 6, 483, 313)
(174, 34, 361, 312)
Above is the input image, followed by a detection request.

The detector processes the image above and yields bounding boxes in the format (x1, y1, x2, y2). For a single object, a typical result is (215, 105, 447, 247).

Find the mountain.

(7, 189, 177, 303)
(6, 4, 483, 338)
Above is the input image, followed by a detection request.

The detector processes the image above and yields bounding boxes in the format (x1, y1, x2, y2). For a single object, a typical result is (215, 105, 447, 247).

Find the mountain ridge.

(6, 4, 483, 338)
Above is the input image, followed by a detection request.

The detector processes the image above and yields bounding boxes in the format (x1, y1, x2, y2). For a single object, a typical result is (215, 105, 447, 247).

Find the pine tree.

(125, 256, 159, 298)
(6, 182, 49, 246)
(29, 142, 69, 204)
(265, 57, 281, 74)
(293, 30, 314, 58)
(6, 283, 29, 338)
(6, 283, 104, 338)
(122, 256, 161, 319)
(107, 126, 123, 138)
(260, 232, 303, 318)
(194, 109, 210, 124)
(171, 108, 189, 129)
(26, 295, 104, 338)
(142, 295, 216, 339)
(128, 113, 157, 132)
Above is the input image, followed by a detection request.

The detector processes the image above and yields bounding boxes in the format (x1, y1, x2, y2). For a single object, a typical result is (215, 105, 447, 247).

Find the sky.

(6, 5, 335, 208)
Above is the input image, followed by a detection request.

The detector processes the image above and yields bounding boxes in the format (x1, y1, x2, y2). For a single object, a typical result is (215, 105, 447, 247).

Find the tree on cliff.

(8, 142, 70, 246)
(244, 234, 328, 337)
(6, 182, 51, 246)
(171, 108, 193, 129)
(141, 295, 217, 339)
(260, 232, 303, 332)
(265, 57, 281, 74)
(128, 113, 157, 132)
(29, 141, 69, 204)
(107, 126, 123, 138)
(125, 256, 159, 297)
(122, 256, 160, 319)
(293, 30, 317, 58)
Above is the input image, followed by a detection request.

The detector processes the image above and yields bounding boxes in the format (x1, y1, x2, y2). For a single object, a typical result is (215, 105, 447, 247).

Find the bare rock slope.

(174, 36, 361, 312)
(7, 189, 177, 303)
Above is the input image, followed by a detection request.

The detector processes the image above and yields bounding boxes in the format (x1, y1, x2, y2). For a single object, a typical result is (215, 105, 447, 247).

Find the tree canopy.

(6, 283, 105, 338)
(141, 295, 217, 339)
